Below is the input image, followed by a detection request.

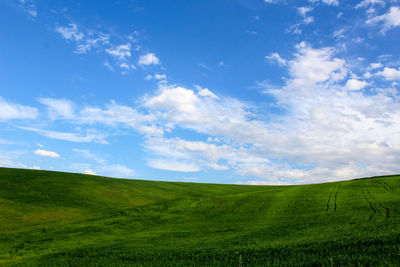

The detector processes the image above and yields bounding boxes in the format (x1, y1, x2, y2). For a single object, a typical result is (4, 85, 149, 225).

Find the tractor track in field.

(365, 187, 390, 219)
(376, 180, 396, 195)
(326, 184, 336, 214)
(361, 188, 376, 221)
(326, 183, 339, 215)
(333, 184, 341, 214)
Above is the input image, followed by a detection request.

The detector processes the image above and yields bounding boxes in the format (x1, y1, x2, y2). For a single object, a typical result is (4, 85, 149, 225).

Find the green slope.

(1, 167, 400, 266)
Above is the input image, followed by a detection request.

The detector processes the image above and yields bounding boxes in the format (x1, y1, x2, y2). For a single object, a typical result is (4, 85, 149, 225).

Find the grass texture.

(1, 167, 400, 266)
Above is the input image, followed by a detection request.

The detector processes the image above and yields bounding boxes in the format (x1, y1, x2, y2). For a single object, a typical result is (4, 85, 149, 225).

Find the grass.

(0, 167, 400, 266)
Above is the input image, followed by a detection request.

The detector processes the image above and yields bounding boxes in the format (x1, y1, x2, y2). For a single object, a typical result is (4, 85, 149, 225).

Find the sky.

(1, 0, 400, 185)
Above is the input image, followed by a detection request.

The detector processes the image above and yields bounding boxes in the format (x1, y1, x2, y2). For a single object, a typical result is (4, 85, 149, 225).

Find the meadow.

(0, 167, 399, 266)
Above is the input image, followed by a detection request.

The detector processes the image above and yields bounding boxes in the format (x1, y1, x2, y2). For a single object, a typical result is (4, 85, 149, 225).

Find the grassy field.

(0, 167, 400, 266)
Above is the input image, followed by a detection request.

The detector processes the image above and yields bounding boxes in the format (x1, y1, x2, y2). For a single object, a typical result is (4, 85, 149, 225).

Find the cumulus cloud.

(34, 149, 60, 158)
(8, 39, 399, 184)
(137, 42, 400, 184)
(38, 98, 75, 120)
(344, 79, 369, 90)
(285, 42, 347, 89)
(367, 6, 400, 33)
(138, 53, 160, 65)
(376, 67, 400, 80)
(0, 97, 38, 121)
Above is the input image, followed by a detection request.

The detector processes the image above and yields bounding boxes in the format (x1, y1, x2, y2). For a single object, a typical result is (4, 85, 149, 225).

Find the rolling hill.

(0, 167, 400, 266)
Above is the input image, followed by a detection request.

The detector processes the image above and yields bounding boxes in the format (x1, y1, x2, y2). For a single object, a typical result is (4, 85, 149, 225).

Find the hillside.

(0, 167, 400, 266)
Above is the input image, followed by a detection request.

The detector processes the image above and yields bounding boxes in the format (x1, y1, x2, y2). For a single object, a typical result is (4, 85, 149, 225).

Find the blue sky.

(1, 0, 400, 184)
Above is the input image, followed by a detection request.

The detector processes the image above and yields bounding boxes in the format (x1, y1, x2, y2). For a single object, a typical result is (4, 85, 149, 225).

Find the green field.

(0, 167, 400, 266)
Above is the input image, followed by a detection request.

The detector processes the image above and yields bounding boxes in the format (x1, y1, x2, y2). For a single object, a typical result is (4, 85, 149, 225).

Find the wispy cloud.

(34, 149, 60, 158)
(54, 23, 143, 74)
(266, 52, 287, 66)
(19, 126, 107, 143)
(38, 98, 75, 120)
(99, 164, 135, 178)
(0, 97, 38, 121)
(356, 0, 385, 9)
(19, 0, 37, 18)
(106, 44, 132, 60)
(72, 148, 106, 164)
(367, 6, 400, 33)
(55, 24, 84, 41)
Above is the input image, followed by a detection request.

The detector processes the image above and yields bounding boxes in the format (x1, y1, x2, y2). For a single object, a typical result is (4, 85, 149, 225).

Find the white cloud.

(369, 62, 383, 69)
(0, 97, 38, 121)
(106, 44, 132, 60)
(236, 180, 292, 185)
(356, 0, 385, 9)
(0, 139, 14, 145)
(99, 164, 135, 178)
(120, 63, 136, 70)
(138, 53, 160, 65)
(73, 149, 106, 164)
(145, 73, 167, 80)
(298, 6, 313, 16)
(19, 0, 37, 18)
(344, 79, 369, 90)
(75, 34, 110, 54)
(55, 24, 84, 41)
(332, 29, 345, 39)
(367, 6, 400, 33)
(154, 73, 166, 80)
(34, 149, 60, 158)
(285, 42, 347, 88)
(266, 52, 287, 66)
(84, 169, 96, 175)
(321, 0, 339, 5)
(38, 98, 74, 120)
(148, 158, 200, 172)
(298, 6, 314, 24)
(78, 100, 152, 129)
(104, 61, 114, 71)
(138, 42, 400, 184)
(19, 126, 107, 143)
(308, 0, 338, 5)
(376, 67, 400, 80)
(0, 159, 27, 169)
(196, 86, 219, 99)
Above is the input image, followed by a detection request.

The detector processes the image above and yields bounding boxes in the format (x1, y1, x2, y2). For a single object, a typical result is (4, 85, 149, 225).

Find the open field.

(1, 167, 400, 266)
